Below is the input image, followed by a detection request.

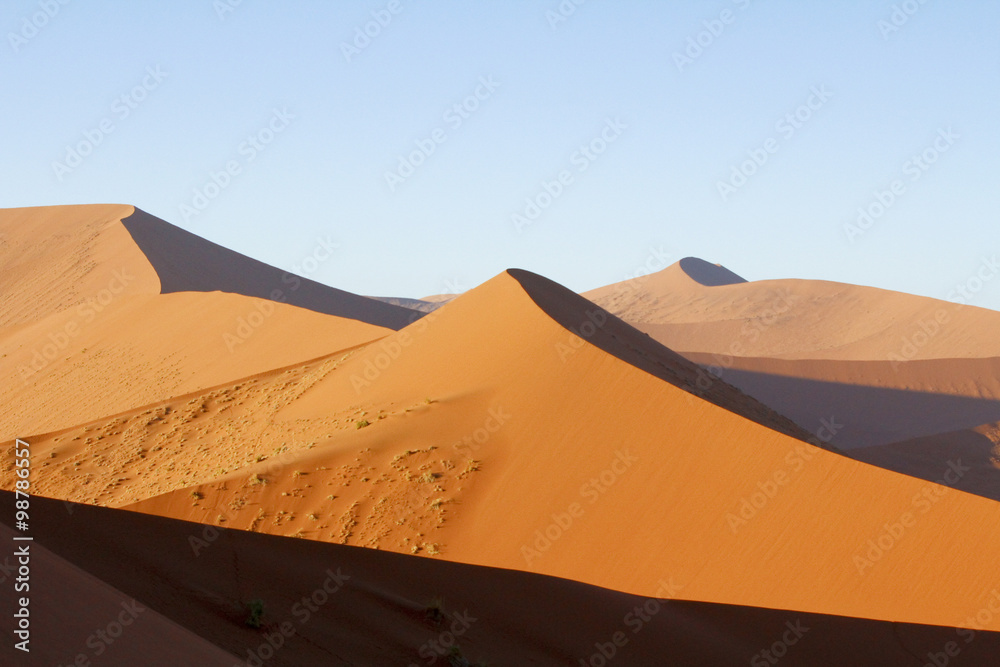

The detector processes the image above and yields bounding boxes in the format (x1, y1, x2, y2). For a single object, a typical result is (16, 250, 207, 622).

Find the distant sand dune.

(678, 256, 748, 286)
(851, 420, 1000, 502)
(680, 354, 1000, 449)
(586, 259, 1000, 360)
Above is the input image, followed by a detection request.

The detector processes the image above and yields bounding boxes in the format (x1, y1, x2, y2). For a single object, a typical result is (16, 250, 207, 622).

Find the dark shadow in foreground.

(4, 491, 999, 666)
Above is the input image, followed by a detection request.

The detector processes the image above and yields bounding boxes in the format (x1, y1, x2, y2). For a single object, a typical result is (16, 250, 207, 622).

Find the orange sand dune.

(0, 204, 160, 328)
(0, 204, 416, 438)
(7, 491, 1000, 666)
(589, 258, 1000, 500)
(36, 269, 997, 630)
(8, 208, 999, 661)
(586, 257, 1000, 361)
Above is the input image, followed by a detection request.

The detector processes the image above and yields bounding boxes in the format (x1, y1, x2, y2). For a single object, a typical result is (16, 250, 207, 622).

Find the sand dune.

(6, 219, 1000, 659)
(10, 268, 1000, 631)
(851, 420, 1000, 501)
(0, 204, 160, 328)
(0, 205, 409, 439)
(586, 257, 1000, 360)
(7, 491, 1000, 666)
(681, 354, 1000, 449)
(0, 521, 239, 666)
(590, 258, 1000, 499)
(369, 295, 453, 313)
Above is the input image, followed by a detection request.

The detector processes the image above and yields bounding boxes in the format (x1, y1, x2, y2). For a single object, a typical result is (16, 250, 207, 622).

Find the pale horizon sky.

(2, 0, 998, 311)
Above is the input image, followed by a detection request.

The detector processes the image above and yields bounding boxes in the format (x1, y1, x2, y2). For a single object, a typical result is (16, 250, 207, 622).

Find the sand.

(585, 256, 1000, 360)
(4, 208, 1000, 663)
(6, 491, 1000, 666)
(0, 205, 412, 439)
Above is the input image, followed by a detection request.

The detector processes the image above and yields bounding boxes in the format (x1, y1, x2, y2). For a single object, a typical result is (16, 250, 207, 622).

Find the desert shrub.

(245, 599, 265, 628)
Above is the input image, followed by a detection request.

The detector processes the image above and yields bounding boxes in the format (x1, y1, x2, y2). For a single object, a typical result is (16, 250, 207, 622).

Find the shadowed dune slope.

(587, 259, 1000, 503)
(0, 523, 239, 667)
(679, 355, 1000, 449)
(6, 492, 1000, 666)
(677, 256, 748, 286)
(121, 207, 421, 329)
(369, 295, 452, 313)
(850, 421, 1000, 502)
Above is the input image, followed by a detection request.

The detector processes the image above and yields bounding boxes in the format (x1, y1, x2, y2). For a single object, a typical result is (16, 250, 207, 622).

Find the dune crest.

(677, 256, 748, 286)
(0, 205, 405, 438)
(121, 208, 421, 330)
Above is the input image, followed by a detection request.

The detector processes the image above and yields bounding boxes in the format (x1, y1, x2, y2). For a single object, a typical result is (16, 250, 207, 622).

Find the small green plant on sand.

(245, 599, 265, 628)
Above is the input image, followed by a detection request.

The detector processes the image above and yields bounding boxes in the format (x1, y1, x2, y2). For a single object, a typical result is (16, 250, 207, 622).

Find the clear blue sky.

(3, 0, 998, 310)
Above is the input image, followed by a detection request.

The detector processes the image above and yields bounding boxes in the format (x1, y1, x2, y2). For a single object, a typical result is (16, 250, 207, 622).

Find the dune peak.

(676, 257, 747, 286)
